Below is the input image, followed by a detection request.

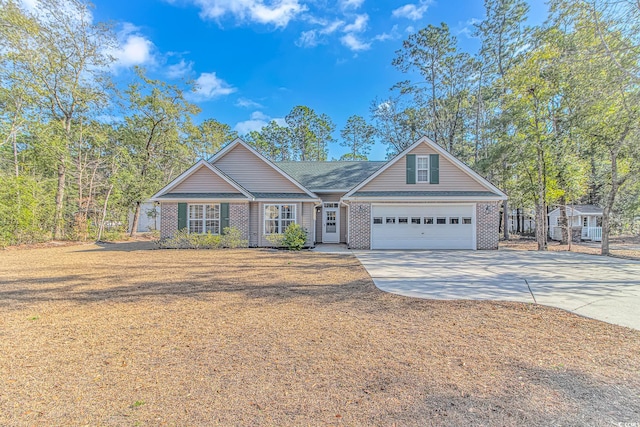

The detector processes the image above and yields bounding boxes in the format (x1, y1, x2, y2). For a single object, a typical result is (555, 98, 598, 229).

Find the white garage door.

(371, 204, 476, 250)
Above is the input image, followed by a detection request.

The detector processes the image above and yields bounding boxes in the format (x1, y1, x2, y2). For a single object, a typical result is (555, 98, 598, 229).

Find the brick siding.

(229, 203, 250, 242)
(348, 203, 371, 249)
(476, 202, 500, 250)
(160, 202, 178, 239)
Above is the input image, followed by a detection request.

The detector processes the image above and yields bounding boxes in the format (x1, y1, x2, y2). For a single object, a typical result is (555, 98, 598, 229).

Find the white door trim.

(322, 204, 340, 243)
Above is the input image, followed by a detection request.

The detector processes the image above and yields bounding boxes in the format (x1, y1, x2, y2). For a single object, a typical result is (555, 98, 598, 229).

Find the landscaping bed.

(1, 243, 639, 426)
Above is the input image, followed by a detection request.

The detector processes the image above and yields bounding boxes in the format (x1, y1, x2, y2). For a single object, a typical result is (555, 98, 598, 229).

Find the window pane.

(282, 219, 294, 230)
(417, 170, 429, 182)
(417, 157, 429, 168)
(398, 217, 408, 224)
(450, 217, 460, 224)
(462, 217, 472, 224)
(424, 217, 434, 224)
(265, 220, 278, 234)
(373, 217, 383, 224)
(386, 217, 396, 224)
(281, 205, 293, 219)
(411, 217, 421, 224)
(206, 220, 219, 234)
(436, 217, 446, 224)
(189, 219, 203, 233)
(206, 204, 219, 219)
(265, 205, 279, 219)
(189, 205, 203, 219)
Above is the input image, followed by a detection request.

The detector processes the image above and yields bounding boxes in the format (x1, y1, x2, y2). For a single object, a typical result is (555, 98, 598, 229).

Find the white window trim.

(416, 155, 430, 183)
(188, 203, 221, 234)
(264, 204, 297, 235)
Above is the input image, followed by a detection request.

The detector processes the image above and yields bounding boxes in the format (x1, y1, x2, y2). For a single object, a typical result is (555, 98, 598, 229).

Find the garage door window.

(436, 217, 446, 224)
(424, 217, 434, 224)
(386, 217, 396, 224)
(373, 217, 383, 224)
(450, 217, 460, 224)
(398, 217, 408, 224)
(462, 217, 472, 224)
(411, 217, 421, 224)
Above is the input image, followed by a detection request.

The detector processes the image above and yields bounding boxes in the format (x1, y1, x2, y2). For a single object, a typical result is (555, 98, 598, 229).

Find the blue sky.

(89, 0, 547, 160)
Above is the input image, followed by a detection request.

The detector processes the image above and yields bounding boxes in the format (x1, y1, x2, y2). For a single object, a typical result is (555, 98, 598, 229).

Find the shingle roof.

(572, 204, 603, 214)
(157, 193, 248, 199)
(350, 191, 501, 198)
(276, 161, 386, 190)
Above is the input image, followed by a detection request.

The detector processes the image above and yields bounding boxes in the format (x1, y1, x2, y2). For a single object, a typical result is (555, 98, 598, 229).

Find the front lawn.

(1, 243, 639, 426)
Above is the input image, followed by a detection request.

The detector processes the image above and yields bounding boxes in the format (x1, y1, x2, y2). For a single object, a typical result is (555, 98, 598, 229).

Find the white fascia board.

(311, 189, 351, 193)
(342, 196, 505, 203)
(343, 136, 507, 199)
(150, 159, 253, 201)
(210, 138, 319, 199)
(154, 199, 250, 203)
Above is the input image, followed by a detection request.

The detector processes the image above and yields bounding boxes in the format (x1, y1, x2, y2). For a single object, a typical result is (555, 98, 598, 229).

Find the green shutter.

(406, 154, 416, 184)
(177, 203, 187, 231)
(220, 203, 229, 234)
(430, 154, 439, 184)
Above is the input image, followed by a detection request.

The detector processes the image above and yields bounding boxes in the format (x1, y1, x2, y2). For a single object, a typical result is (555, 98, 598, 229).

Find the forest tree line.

(0, 0, 639, 253)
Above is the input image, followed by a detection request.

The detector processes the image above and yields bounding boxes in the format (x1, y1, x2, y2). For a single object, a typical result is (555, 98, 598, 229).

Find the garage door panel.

(371, 204, 475, 250)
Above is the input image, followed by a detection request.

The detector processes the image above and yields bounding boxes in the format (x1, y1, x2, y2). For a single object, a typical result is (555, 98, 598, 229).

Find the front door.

(322, 203, 340, 243)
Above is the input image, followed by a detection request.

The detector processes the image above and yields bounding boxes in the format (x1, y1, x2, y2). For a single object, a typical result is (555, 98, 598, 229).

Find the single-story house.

(151, 137, 507, 250)
(548, 205, 603, 242)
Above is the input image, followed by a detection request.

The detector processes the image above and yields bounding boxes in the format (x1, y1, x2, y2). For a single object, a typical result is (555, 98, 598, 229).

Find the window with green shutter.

(220, 203, 229, 234)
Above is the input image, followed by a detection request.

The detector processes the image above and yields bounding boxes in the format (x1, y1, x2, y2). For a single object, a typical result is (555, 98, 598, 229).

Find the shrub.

(267, 223, 308, 251)
(159, 227, 247, 249)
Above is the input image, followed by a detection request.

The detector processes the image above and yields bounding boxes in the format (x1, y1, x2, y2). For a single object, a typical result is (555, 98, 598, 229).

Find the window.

(398, 217, 408, 224)
(324, 202, 339, 208)
(386, 217, 396, 224)
(450, 217, 460, 225)
(436, 217, 446, 224)
(424, 217, 434, 224)
(416, 156, 429, 183)
(411, 217, 421, 224)
(189, 204, 220, 234)
(462, 217, 472, 225)
(373, 217, 383, 225)
(264, 204, 296, 234)
(583, 217, 588, 227)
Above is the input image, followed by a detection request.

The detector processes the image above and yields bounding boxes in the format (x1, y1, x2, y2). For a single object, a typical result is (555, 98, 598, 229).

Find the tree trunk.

(97, 184, 114, 242)
(516, 208, 521, 233)
(601, 149, 619, 255)
(53, 155, 66, 240)
(503, 200, 509, 240)
(559, 197, 568, 244)
(12, 132, 19, 178)
(536, 145, 547, 251)
(130, 201, 141, 237)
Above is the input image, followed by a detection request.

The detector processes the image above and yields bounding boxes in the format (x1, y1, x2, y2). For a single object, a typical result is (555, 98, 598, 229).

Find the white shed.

(548, 205, 603, 242)
(129, 201, 161, 233)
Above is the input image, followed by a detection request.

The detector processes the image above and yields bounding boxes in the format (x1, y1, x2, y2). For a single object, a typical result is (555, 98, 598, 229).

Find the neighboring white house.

(548, 205, 603, 242)
(129, 201, 161, 233)
(508, 209, 536, 234)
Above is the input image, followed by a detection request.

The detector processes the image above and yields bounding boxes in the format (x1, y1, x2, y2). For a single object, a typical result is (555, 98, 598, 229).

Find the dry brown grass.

(500, 235, 640, 261)
(1, 243, 639, 426)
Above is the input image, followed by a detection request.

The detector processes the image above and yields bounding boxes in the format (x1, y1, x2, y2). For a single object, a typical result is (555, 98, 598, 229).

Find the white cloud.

(340, 0, 364, 10)
(188, 0, 307, 28)
(320, 19, 344, 34)
(373, 24, 400, 42)
(343, 14, 368, 33)
(392, 1, 431, 21)
(340, 33, 370, 51)
(166, 59, 194, 79)
(190, 72, 236, 101)
(296, 30, 319, 48)
(405, 25, 416, 33)
(234, 110, 284, 134)
(457, 18, 481, 38)
(235, 97, 264, 108)
(111, 23, 155, 69)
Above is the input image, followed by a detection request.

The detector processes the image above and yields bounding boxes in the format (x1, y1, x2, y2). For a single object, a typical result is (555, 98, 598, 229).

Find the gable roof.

(276, 161, 386, 191)
(210, 139, 319, 199)
(343, 136, 507, 199)
(150, 159, 253, 201)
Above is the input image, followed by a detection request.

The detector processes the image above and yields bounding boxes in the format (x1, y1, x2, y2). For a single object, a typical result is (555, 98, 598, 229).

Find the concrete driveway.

(355, 250, 640, 330)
